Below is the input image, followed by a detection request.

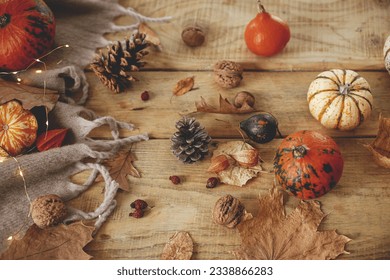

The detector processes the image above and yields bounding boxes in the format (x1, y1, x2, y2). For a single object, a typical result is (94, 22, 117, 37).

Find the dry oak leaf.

(0, 221, 94, 260)
(195, 95, 256, 114)
(0, 80, 59, 111)
(97, 149, 141, 192)
(139, 22, 161, 48)
(161, 231, 194, 260)
(364, 115, 390, 168)
(210, 141, 262, 187)
(172, 76, 195, 96)
(232, 186, 351, 260)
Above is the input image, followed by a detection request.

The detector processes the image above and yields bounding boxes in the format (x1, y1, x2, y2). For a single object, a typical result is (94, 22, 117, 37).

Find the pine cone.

(90, 32, 149, 93)
(171, 117, 211, 164)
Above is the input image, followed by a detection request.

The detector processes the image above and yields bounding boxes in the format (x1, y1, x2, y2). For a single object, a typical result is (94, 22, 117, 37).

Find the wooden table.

(70, 0, 390, 259)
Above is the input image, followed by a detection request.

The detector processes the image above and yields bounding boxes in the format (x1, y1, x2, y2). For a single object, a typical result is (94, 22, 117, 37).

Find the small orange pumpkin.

(0, 100, 38, 156)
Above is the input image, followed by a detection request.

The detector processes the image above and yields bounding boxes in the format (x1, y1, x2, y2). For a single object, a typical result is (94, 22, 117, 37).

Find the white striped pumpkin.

(385, 35, 390, 75)
(307, 69, 373, 131)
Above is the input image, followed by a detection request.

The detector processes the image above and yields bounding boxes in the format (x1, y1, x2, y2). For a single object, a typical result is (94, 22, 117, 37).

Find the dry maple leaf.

(98, 149, 141, 192)
(195, 95, 256, 114)
(139, 22, 161, 48)
(0, 80, 59, 111)
(209, 141, 262, 187)
(161, 231, 194, 260)
(172, 76, 195, 96)
(364, 115, 390, 168)
(232, 186, 351, 260)
(0, 221, 94, 260)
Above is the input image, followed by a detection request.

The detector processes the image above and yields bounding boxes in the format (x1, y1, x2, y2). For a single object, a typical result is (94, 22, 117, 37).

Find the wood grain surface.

(70, 0, 390, 259)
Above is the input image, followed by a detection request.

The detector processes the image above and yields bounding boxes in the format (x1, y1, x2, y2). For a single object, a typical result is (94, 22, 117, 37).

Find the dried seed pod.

(207, 154, 232, 173)
(212, 194, 252, 228)
(231, 148, 259, 168)
(234, 91, 255, 108)
(31, 194, 67, 229)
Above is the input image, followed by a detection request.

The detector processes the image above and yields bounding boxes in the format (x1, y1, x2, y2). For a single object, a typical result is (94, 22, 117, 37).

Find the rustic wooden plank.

(85, 71, 390, 139)
(108, 0, 390, 71)
(69, 138, 390, 260)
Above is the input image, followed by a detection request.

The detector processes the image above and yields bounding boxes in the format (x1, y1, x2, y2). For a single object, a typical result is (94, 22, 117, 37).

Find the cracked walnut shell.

(214, 60, 243, 88)
(31, 194, 67, 229)
(213, 194, 252, 228)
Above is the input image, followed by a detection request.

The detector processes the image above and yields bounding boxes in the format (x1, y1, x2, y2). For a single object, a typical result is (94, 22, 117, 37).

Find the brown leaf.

(0, 222, 94, 260)
(161, 231, 193, 260)
(139, 22, 161, 47)
(36, 129, 68, 152)
(0, 80, 59, 111)
(196, 95, 256, 114)
(209, 141, 262, 187)
(98, 149, 141, 191)
(232, 186, 351, 260)
(364, 115, 390, 168)
(173, 76, 195, 96)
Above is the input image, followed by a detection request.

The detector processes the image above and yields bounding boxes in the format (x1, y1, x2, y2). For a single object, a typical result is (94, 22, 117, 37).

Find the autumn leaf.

(36, 129, 69, 152)
(232, 186, 351, 260)
(209, 141, 262, 187)
(0, 222, 94, 260)
(196, 95, 256, 114)
(98, 149, 141, 192)
(139, 22, 161, 48)
(364, 115, 390, 168)
(0, 80, 59, 111)
(172, 76, 195, 96)
(161, 231, 193, 260)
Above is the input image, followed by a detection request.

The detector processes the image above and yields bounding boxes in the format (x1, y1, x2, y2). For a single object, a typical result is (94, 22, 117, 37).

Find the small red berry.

(169, 175, 181, 185)
(141, 91, 150, 101)
(129, 209, 144, 218)
(130, 199, 148, 210)
(206, 177, 219, 188)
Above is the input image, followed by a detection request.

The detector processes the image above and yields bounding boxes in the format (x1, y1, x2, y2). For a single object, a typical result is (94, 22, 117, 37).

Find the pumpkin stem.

(293, 145, 309, 158)
(257, 0, 266, 13)
(0, 14, 10, 28)
(339, 83, 351, 95)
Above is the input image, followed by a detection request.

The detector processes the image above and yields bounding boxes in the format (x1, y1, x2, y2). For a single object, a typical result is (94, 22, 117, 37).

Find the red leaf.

(36, 129, 68, 152)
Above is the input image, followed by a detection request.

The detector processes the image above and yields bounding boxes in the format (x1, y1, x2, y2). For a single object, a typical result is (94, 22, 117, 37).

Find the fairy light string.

(0, 44, 70, 241)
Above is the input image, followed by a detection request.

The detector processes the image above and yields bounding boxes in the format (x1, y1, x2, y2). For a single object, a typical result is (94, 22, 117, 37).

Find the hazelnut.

(234, 91, 255, 108)
(213, 60, 243, 88)
(212, 194, 252, 228)
(181, 26, 205, 47)
(30, 194, 67, 229)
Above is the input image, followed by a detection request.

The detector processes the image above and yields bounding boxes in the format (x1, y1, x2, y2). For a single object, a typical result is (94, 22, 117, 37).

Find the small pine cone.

(90, 32, 149, 93)
(171, 117, 211, 164)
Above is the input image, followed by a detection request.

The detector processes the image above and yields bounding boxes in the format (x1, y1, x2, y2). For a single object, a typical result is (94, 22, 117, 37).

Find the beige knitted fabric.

(0, 102, 149, 252)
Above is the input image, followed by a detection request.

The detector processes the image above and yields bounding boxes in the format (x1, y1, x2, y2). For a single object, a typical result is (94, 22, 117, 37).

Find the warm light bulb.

(16, 78, 22, 82)
(19, 170, 24, 177)
(7, 236, 13, 241)
(35, 70, 42, 74)
(65, 44, 70, 48)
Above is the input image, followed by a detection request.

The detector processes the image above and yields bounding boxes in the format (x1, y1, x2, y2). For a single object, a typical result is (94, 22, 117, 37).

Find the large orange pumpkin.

(274, 130, 344, 199)
(0, 0, 55, 71)
(0, 100, 38, 156)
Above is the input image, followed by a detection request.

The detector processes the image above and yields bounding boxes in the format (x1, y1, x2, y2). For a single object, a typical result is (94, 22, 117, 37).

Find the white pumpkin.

(307, 69, 373, 131)
(384, 35, 390, 75)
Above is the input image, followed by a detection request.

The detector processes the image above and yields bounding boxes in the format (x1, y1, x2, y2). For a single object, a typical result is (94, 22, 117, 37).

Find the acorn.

(240, 113, 281, 144)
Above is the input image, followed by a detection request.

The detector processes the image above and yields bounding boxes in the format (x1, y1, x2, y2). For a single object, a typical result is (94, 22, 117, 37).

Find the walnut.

(214, 60, 243, 88)
(181, 26, 205, 47)
(31, 194, 67, 229)
(212, 194, 252, 228)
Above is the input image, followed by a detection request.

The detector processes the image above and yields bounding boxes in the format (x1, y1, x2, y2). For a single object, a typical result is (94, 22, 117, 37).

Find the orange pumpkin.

(274, 130, 344, 199)
(0, 100, 38, 156)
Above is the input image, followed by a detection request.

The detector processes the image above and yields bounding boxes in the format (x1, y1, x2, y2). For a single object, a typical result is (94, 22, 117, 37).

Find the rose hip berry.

(141, 91, 150, 101)
(169, 175, 181, 185)
(206, 177, 219, 188)
(130, 199, 148, 210)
